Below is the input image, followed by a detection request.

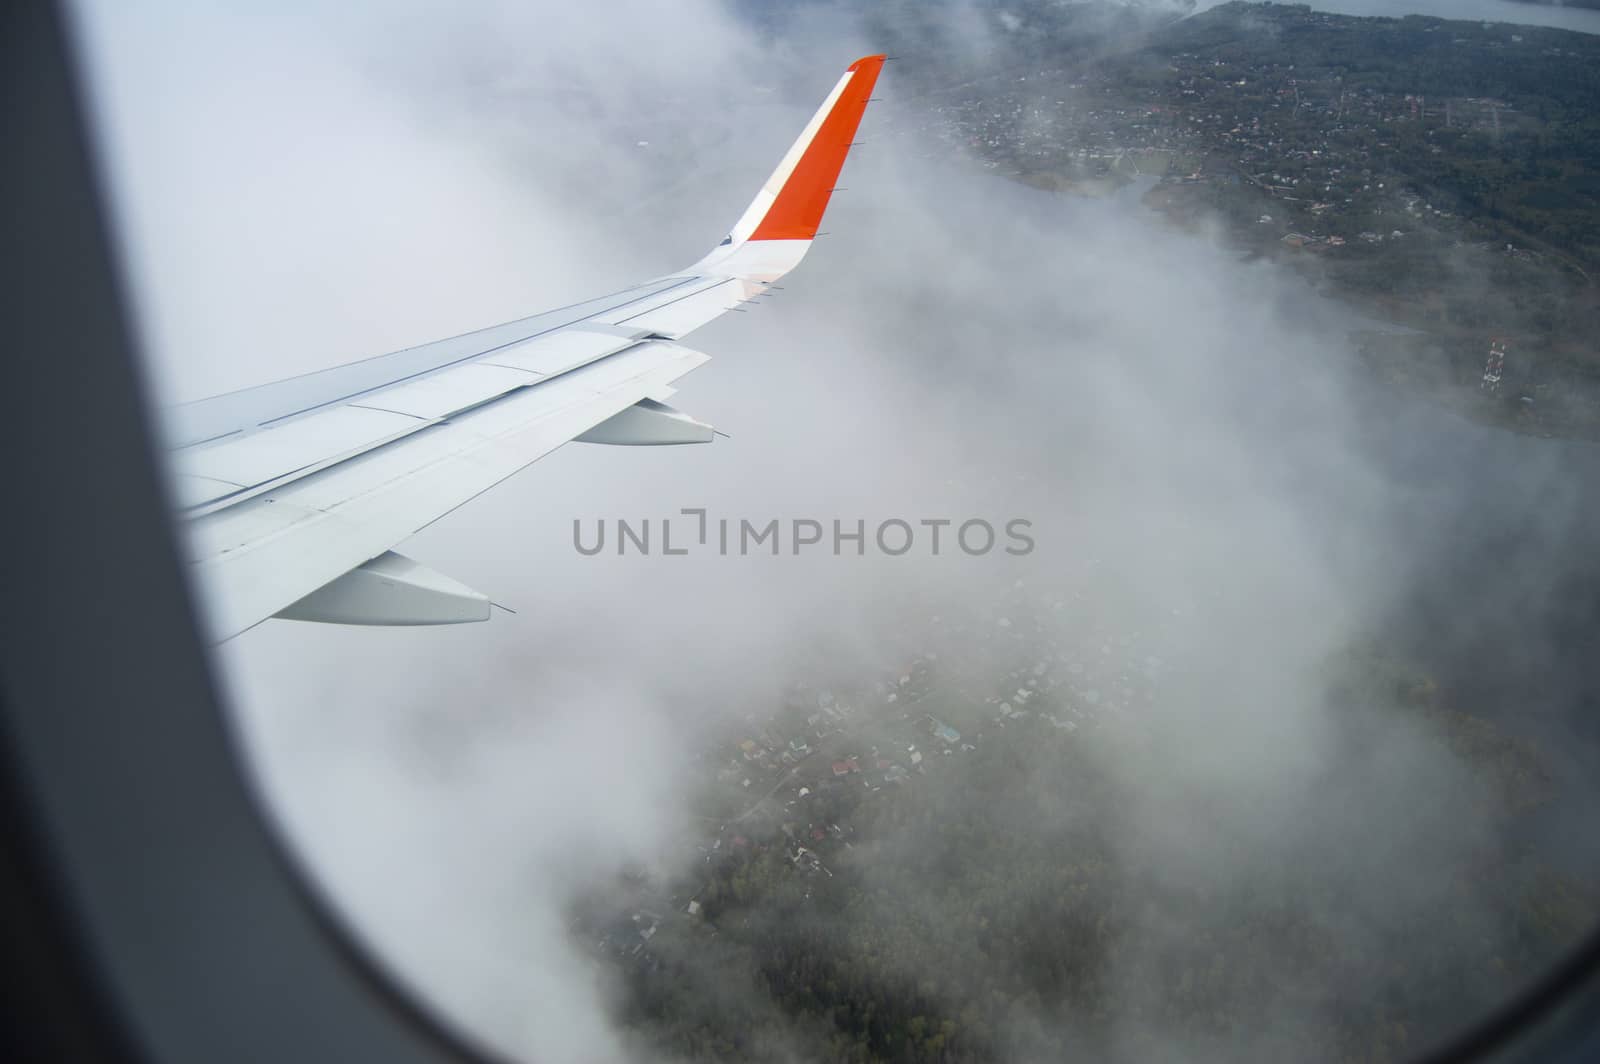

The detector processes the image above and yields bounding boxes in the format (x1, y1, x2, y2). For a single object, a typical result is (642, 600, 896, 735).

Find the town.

(868, 1, 1600, 437)
(572, 577, 1171, 969)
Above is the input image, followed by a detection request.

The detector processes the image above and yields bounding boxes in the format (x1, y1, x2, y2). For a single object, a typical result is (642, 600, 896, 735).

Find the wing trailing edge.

(177, 57, 886, 640)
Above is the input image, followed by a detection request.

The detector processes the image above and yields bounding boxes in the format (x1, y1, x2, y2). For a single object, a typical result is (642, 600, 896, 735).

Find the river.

(1190, 0, 1600, 35)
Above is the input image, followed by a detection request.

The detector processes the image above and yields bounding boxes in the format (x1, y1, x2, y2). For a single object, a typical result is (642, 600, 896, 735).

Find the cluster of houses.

(592, 586, 1178, 970)
(889, 34, 1530, 263)
(594, 909, 664, 963)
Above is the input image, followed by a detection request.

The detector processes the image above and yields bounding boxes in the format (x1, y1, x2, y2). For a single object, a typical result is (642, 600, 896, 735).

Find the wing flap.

(186, 340, 710, 642)
(477, 324, 650, 376)
(603, 278, 755, 338)
(171, 326, 689, 510)
(161, 275, 700, 449)
(168, 56, 886, 638)
(176, 405, 424, 506)
(347, 362, 541, 419)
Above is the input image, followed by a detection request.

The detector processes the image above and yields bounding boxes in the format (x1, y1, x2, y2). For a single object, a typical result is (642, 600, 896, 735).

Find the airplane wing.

(168, 55, 886, 643)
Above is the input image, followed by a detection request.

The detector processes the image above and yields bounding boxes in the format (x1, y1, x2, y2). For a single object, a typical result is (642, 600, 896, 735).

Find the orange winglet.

(748, 55, 886, 242)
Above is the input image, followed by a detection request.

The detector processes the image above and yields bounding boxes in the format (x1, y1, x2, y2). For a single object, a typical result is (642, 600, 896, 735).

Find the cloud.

(71, 1, 1600, 1062)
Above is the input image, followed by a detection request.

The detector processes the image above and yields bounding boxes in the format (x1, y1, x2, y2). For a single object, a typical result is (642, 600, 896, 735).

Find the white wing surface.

(170, 56, 886, 642)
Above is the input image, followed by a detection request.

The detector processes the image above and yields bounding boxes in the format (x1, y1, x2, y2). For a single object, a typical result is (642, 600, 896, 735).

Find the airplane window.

(67, 1, 1600, 1062)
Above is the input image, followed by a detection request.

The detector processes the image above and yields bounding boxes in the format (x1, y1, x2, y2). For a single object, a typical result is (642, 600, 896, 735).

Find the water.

(1189, 0, 1600, 36)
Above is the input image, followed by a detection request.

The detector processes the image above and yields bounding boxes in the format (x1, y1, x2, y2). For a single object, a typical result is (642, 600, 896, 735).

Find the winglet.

(716, 55, 886, 253)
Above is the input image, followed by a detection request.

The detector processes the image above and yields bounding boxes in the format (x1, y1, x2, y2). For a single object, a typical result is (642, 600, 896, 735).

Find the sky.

(68, 1, 1600, 1062)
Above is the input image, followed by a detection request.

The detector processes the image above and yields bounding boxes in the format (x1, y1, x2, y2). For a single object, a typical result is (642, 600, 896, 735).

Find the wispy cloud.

(71, 2, 1600, 1061)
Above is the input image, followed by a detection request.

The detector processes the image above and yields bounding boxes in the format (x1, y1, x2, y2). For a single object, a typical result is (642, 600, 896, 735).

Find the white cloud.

(68, 2, 1600, 1061)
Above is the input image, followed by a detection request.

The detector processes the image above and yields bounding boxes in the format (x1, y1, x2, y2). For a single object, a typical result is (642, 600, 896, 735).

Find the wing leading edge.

(173, 55, 886, 643)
